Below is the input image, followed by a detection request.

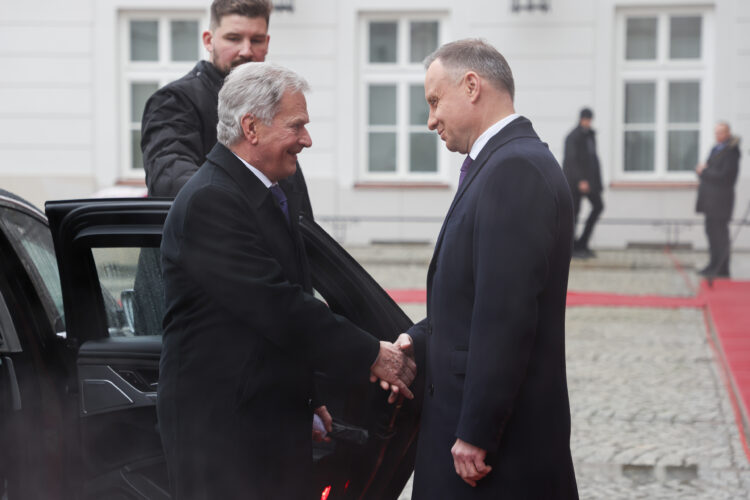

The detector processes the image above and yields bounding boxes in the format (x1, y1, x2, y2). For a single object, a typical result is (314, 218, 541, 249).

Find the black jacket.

(562, 125, 602, 193)
(158, 143, 379, 499)
(140, 60, 314, 218)
(696, 136, 741, 219)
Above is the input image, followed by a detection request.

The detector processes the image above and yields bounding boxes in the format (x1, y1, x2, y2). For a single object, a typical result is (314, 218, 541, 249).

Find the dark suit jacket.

(158, 143, 380, 499)
(696, 137, 741, 220)
(409, 117, 578, 499)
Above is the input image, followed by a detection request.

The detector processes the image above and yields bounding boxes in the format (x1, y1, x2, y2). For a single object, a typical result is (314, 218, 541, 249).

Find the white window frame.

(359, 14, 447, 183)
(119, 11, 207, 180)
(614, 7, 713, 181)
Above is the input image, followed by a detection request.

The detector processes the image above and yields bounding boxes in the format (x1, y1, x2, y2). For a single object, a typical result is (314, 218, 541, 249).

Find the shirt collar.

(232, 152, 274, 188)
(469, 113, 520, 160)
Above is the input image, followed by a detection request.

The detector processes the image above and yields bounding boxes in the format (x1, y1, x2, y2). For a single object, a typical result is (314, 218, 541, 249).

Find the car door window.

(92, 247, 164, 337)
(0, 207, 64, 334)
(0, 292, 22, 354)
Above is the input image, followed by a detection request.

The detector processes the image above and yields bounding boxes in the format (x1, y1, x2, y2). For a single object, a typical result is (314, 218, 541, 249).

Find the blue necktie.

(269, 184, 289, 224)
(458, 155, 473, 187)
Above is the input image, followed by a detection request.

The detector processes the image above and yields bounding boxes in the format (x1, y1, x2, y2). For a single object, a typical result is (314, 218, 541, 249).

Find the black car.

(0, 189, 421, 499)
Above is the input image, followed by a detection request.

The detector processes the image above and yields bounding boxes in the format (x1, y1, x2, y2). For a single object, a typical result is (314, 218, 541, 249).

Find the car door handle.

(1, 356, 22, 411)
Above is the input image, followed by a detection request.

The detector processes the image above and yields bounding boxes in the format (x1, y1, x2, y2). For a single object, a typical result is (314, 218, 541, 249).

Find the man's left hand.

(451, 438, 492, 487)
(312, 405, 332, 443)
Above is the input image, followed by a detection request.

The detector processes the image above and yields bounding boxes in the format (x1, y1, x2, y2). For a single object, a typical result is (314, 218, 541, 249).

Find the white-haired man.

(158, 62, 415, 499)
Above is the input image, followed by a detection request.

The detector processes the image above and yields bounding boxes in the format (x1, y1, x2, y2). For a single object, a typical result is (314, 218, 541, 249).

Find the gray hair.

(217, 62, 310, 146)
(424, 38, 515, 101)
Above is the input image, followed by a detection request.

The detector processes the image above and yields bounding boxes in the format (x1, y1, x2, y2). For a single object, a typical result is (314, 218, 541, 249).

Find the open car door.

(45, 198, 421, 500)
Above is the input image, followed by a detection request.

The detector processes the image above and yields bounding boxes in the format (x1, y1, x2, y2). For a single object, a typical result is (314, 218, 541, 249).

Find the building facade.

(1, 0, 748, 247)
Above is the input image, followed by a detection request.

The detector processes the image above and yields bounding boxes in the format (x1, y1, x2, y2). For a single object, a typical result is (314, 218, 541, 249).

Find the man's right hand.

(578, 180, 590, 193)
(370, 339, 416, 402)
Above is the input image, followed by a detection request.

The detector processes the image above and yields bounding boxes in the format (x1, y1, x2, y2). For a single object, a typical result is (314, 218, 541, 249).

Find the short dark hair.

(210, 0, 272, 30)
(424, 39, 515, 101)
(580, 108, 593, 120)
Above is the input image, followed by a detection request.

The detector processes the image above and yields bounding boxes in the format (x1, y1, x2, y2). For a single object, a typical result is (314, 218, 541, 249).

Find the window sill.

(354, 182, 451, 190)
(609, 181, 698, 190)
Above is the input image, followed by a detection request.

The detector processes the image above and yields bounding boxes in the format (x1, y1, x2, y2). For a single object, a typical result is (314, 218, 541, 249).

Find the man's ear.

(241, 114, 260, 145)
(465, 72, 481, 103)
(202, 30, 214, 53)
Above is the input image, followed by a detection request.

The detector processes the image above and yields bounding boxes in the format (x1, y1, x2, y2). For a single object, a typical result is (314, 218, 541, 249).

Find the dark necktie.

(458, 155, 473, 187)
(269, 184, 289, 224)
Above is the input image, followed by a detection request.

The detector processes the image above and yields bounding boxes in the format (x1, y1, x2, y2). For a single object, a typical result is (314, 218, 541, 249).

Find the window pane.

(131, 82, 159, 123)
(0, 208, 64, 331)
(625, 82, 655, 124)
(626, 17, 657, 60)
(369, 85, 397, 125)
(132, 130, 144, 169)
(369, 22, 397, 63)
(171, 20, 199, 61)
(409, 84, 428, 125)
(668, 130, 699, 171)
(624, 131, 655, 171)
(369, 132, 397, 172)
(92, 247, 164, 337)
(410, 133, 437, 172)
(668, 81, 700, 123)
(670, 16, 701, 59)
(410, 21, 438, 63)
(130, 20, 159, 61)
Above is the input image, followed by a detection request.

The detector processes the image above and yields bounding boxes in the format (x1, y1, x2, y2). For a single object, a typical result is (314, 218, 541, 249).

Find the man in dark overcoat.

(562, 108, 604, 258)
(696, 121, 741, 277)
(401, 39, 579, 499)
(158, 62, 415, 499)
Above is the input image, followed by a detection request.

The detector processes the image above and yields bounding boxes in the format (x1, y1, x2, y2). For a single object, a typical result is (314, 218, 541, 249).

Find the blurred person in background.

(696, 121, 741, 278)
(563, 108, 604, 259)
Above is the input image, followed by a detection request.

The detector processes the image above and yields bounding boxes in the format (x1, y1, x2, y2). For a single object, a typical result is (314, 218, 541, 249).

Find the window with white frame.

(616, 10, 711, 179)
(361, 16, 444, 180)
(120, 12, 206, 177)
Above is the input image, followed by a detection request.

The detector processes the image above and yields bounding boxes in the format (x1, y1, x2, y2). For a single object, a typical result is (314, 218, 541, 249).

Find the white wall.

(0, 0, 747, 248)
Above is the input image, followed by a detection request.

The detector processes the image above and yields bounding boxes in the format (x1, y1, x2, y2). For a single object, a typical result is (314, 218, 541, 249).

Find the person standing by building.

(696, 121, 741, 278)
(140, 0, 312, 217)
(563, 108, 604, 258)
(402, 39, 578, 499)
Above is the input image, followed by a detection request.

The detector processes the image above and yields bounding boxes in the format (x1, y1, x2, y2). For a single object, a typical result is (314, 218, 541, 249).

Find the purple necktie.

(269, 184, 289, 224)
(458, 155, 473, 187)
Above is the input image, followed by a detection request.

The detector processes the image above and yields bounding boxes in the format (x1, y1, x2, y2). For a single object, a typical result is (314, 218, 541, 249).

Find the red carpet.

(700, 279, 750, 457)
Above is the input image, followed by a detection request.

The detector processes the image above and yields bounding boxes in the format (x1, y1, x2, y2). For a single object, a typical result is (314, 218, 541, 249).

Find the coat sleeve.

(141, 88, 205, 197)
(455, 159, 557, 452)
(700, 147, 740, 187)
(170, 184, 380, 380)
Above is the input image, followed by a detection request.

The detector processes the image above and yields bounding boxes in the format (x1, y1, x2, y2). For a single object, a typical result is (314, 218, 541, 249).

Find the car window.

(92, 247, 164, 337)
(0, 207, 64, 334)
(0, 292, 22, 353)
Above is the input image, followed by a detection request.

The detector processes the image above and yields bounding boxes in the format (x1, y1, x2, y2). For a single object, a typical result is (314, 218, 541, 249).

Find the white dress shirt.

(469, 113, 520, 160)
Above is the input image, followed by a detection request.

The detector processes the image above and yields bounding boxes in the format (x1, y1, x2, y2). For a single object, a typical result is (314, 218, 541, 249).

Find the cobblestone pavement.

(345, 245, 750, 499)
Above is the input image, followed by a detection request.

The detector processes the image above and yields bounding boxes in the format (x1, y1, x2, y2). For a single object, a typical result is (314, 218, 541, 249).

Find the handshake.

(370, 333, 416, 404)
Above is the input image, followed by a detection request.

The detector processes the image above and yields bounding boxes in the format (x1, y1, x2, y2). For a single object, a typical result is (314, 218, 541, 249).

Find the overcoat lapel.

(425, 116, 538, 296)
(205, 143, 309, 288)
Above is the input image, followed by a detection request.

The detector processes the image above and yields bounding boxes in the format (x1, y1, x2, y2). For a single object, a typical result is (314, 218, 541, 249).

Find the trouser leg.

(706, 215, 730, 275)
(577, 191, 604, 249)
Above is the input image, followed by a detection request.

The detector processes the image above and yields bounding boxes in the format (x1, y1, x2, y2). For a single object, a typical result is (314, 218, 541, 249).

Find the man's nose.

(239, 39, 254, 58)
(300, 128, 312, 147)
(427, 112, 437, 130)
